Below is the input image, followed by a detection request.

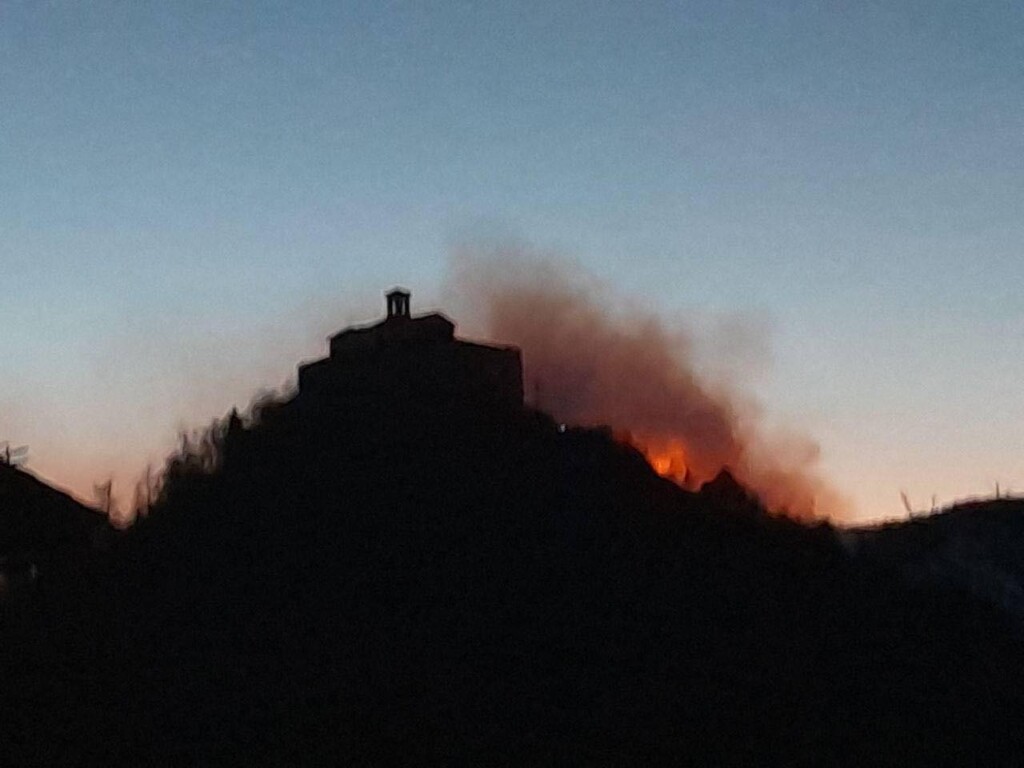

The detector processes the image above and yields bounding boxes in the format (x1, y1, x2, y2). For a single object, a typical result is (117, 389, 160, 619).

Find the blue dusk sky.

(1, 0, 1022, 523)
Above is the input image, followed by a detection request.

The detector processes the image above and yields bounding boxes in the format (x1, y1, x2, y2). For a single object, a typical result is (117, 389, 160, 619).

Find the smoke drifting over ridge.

(448, 247, 848, 522)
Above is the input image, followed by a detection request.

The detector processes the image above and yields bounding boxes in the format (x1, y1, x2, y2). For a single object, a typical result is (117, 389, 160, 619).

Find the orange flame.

(619, 432, 692, 487)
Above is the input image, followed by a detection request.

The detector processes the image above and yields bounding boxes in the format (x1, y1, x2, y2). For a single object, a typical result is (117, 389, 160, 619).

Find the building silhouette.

(294, 289, 523, 422)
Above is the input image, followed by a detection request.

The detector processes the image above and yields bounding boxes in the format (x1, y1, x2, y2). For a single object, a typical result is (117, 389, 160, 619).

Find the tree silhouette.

(0, 441, 28, 467)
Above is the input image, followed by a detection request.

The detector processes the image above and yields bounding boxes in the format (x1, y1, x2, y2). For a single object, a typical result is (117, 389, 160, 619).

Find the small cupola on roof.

(386, 288, 411, 319)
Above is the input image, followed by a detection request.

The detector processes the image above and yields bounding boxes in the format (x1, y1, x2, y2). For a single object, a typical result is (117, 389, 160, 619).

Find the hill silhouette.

(0, 462, 106, 601)
(3, 294, 1023, 765)
(857, 496, 1024, 623)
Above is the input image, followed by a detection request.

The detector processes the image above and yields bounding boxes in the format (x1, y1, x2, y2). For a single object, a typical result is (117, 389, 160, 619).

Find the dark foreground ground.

(2, 407, 1023, 766)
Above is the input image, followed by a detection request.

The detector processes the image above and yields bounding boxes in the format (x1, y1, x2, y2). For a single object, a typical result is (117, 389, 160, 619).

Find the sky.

(1, 0, 1022, 524)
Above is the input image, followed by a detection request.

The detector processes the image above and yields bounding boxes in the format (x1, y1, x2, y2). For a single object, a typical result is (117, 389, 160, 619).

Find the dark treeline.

(2, 390, 1024, 766)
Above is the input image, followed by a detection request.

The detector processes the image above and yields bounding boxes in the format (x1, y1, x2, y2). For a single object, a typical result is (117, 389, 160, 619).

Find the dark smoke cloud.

(446, 244, 849, 521)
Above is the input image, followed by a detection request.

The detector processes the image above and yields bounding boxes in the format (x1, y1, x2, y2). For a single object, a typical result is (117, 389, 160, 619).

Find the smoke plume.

(447, 245, 848, 522)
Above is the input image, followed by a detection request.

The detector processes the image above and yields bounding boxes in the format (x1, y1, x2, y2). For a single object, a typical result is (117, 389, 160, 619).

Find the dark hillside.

(0, 463, 103, 552)
(857, 497, 1024, 622)
(0, 463, 107, 600)
(2, 402, 1022, 766)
